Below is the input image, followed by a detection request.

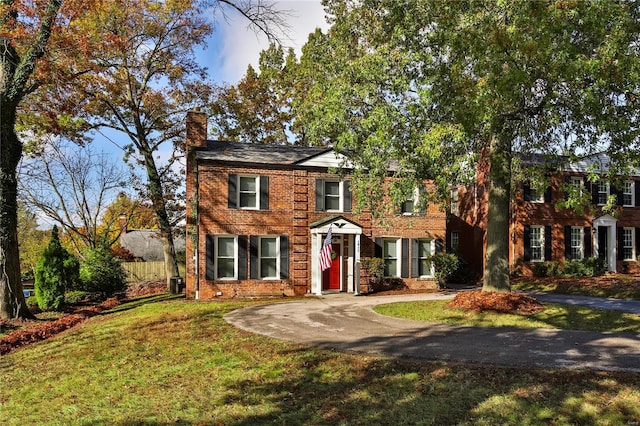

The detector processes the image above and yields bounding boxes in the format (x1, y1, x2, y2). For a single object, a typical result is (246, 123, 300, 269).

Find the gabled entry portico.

(594, 214, 617, 272)
(310, 216, 363, 296)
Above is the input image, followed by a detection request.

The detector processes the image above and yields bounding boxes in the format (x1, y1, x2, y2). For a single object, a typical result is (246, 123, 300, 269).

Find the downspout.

(194, 160, 200, 300)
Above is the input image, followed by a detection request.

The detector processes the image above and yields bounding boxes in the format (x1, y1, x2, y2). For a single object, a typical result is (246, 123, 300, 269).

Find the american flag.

(319, 225, 333, 271)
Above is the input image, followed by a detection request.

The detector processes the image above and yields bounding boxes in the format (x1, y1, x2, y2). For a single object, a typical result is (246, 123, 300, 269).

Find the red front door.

(322, 243, 341, 290)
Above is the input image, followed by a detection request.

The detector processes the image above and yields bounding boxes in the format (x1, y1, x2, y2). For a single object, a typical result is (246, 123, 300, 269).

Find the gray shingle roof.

(196, 141, 330, 165)
(120, 230, 186, 261)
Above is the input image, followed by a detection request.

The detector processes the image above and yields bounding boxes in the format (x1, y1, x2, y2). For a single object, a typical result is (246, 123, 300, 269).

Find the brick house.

(452, 152, 640, 277)
(185, 111, 447, 299)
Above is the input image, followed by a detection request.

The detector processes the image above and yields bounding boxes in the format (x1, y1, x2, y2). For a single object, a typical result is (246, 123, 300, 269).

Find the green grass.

(511, 276, 640, 300)
(374, 300, 640, 334)
(1, 298, 639, 425)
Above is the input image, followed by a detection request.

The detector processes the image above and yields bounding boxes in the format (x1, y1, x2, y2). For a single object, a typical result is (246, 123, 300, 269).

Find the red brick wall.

(187, 162, 447, 298)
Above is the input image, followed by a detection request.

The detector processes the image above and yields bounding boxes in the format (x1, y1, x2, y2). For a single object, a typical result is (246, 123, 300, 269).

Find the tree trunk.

(483, 132, 512, 292)
(140, 146, 179, 292)
(0, 108, 32, 319)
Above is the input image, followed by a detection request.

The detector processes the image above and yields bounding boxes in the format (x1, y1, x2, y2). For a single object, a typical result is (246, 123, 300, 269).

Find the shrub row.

(532, 257, 607, 278)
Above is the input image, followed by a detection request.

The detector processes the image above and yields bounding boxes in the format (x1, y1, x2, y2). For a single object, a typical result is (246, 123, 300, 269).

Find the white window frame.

(529, 186, 545, 203)
(383, 238, 402, 278)
(622, 227, 635, 261)
(258, 236, 280, 280)
(597, 180, 609, 206)
(530, 225, 544, 262)
(215, 235, 238, 280)
(416, 238, 435, 278)
(323, 180, 345, 212)
(401, 188, 420, 215)
(623, 181, 634, 207)
(570, 227, 584, 261)
(238, 175, 260, 210)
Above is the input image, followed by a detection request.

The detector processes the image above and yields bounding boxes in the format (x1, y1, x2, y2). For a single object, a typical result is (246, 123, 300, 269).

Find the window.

(570, 227, 584, 260)
(400, 199, 415, 214)
(259, 237, 278, 279)
(416, 239, 434, 277)
(623, 181, 634, 207)
(216, 236, 237, 279)
(597, 180, 609, 205)
(383, 238, 400, 277)
(228, 174, 269, 210)
(239, 176, 259, 209)
(529, 226, 544, 262)
(623, 228, 635, 260)
(451, 232, 459, 251)
(316, 179, 352, 212)
(529, 186, 545, 203)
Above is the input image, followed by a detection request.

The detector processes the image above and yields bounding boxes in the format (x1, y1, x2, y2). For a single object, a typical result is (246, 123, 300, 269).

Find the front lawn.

(374, 300, 640, 334)
(1, 297, 639, 425)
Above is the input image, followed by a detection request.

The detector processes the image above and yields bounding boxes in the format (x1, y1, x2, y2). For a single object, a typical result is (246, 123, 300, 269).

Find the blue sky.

(202, 0, 330, 84)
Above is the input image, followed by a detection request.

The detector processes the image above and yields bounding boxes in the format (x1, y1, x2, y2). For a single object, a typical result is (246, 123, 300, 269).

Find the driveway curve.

(224, 293, 640, 372)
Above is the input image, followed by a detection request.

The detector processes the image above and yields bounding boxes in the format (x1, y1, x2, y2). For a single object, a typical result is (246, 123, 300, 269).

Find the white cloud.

(210, 0, 330, 84)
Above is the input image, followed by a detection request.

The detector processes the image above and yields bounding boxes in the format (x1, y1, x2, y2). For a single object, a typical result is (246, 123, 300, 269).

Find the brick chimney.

(119, 214, 127, 235)
(186, 109, 208, 148)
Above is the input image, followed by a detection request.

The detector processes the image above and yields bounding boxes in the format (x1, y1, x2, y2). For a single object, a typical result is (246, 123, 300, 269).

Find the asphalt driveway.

(224, 292, 640, 372)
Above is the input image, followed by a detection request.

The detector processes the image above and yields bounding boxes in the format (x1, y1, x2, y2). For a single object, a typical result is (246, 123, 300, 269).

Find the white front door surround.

(310, 217, 362, 296)
(594, 214, 617, 273)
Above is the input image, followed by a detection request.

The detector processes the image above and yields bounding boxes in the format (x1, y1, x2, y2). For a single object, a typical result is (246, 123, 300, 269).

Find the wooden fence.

(122, 261, 186, 283)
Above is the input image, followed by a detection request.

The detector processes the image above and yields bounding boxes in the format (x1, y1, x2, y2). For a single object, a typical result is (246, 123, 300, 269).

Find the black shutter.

(635, 181, 640, 207)
(315, 178, 324, 211)
(401, 238, 409, 278)
(435, 238, 444, 253)
(280, 236, 289, 279)
(260, 176, 269, 210)
(611, 184, 623, 206)
(523, 181, 531, 201)
(410, 239, 419, 278)
(375, 237, 383, 258)
(228, 174, 237, 209)
(544, 226, 552, 261)
(591, 181, 599, 205)
(564, 226, 572, 260)
(205, 234, 215, 280)
(344, 181, 352, 212)
(544, 187, 552, 203)
(250, 236, 259, 279)
(584, 227, 592, 258)
(617, 227, 624, 260)
(564, 176, 571, 201)
(238, 235, 247, 280)
(523, 225, 531, 261)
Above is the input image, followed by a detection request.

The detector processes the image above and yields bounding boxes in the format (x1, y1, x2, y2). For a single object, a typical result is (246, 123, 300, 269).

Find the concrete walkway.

(224, 292, 640, 372)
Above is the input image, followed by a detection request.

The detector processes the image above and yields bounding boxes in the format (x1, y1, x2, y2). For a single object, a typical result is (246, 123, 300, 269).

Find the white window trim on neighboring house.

(529, 225, 545, 262)
(570, 226, 584, 260)
(597, 180, 609, 206)
(623, 227, 635, 261)
(258, 235, 280, 280)
(623, 181, 634, 207)
(238, 175, 260, 210)
(215, 235, 238, 280)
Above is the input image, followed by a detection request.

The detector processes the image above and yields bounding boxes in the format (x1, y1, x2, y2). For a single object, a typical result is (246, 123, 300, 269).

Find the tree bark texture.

(140, 145, 180, 291)
(483, 132, 512, 292)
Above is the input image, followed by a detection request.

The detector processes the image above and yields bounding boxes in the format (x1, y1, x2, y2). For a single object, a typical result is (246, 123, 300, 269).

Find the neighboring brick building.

(185, 111, 447, 299)
(453, 153, 640, 278)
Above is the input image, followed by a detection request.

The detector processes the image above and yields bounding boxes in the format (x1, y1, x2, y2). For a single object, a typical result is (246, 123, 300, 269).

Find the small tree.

(34, 226, 79, 311)
(79, 247, 127, 298)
